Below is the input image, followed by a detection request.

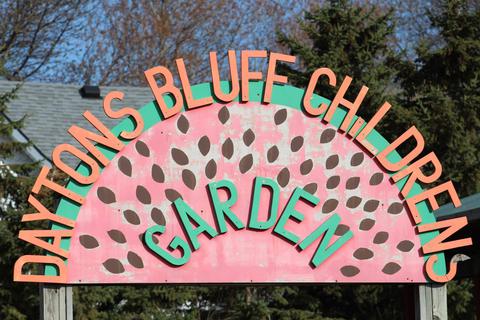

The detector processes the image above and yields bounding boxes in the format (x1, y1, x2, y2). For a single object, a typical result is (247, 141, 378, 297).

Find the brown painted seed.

(320, 128, 336, 143)
(198, 135, 211, 156)
(277, 168, 290, 187)
(326, 176, 341, 189)
(363, 199, 380, 212)
(135, 140, 150, 157)
(350, 152, 364, 166)
(171, 148, 189, 165)
(243, 129, 255, 146)
(127, 251, 144, 269)
(103, 258, 124, 274)
(346, 196, 361, 208)
(177, 114, 189, 134)
(300, 159, 313, 175)
(151, 164, 165, 183)
(118, 156, 132, 177)
(222, 138, 234, 159)
(267, 145, 279, 163)
(397, 240, 414, 252)
(136, 185, 151, 204)
(182, 169, 196, 190)
(388, 202, 404, 215)
(303, 183, 318, 195)
(79, 235, 99, 249)
(291, 136, 304, 152)
(322, 199, 339, 214)
(325, 154, 339, 169)
(353, 248, 374, 260)
(151, 208, 166, 226)
(382, 262, 401, 275)
(218, 106, 230, 124)
(124, 210, 141, 225)
(107, 229, 126, 244)
(239, 154, 253, 174)
(373, 231, 389, 244)
(274, 109, 287, 125)
(369, 172, 384, 185)
(205, 159, 217, 179)
(340, 265, 360, 277)
(97, 187, 116, 204)
(346, 177, 360, 189)
(359, 218, 376, 231)
(165, 189, 182, 202)
(334, 224, 350, 236)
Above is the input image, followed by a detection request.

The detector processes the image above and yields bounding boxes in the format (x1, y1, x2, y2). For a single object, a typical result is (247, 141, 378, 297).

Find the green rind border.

(47, 81, 445, 279)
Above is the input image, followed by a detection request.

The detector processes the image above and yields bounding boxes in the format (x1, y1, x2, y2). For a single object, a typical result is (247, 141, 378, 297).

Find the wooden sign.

(14, 51, 472, 284)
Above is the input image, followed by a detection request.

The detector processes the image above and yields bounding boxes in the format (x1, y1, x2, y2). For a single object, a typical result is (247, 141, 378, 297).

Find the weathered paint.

(66, 102, 426, 283)
(41, 81, 447, 283)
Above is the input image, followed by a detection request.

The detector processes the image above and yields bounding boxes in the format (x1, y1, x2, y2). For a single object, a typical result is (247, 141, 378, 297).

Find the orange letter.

(324, 76, 369, 131)
(418, 217, 472, 254)
(22, 194, 75, 228)
(376, 126, 425, 172)
(406, 181, 460, 224)
(355, 102, 391, 155)
(176, 58, 213, 109)
(210, 51, 240, 102)
(144, 66, 183, 118)
(19, 229, 72, 258)
(392, 152, 442, 197)
(425, 254, 460, 283)
(52, 144, 100, 185)
(68, 111, 123, 167)
(241, 50, 267, 101)
(14, 255, 67, 283)
(32, 166, 84, 205)
(264, 52, 296, 103)
(303, 68, 337, 116)
(103, 91, 144, 140)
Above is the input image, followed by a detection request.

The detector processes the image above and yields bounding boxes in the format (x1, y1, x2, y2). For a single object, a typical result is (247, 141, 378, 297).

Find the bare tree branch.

(0, 0, 91, 80)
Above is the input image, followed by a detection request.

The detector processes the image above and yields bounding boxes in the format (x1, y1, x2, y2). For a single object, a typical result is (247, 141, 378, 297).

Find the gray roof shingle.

(0, 79, 154, 165)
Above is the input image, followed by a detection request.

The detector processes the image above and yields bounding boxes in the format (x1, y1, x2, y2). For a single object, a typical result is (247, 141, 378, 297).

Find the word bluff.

(15, 50, 472, 283)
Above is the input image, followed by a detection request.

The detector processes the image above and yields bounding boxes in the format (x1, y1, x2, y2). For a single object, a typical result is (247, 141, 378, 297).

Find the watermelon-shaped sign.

(69, 99, 424, 283)
(13, 52, 472, 284)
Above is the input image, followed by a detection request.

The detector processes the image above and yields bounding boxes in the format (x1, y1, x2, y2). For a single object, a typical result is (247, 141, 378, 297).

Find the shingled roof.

(0, 79, 154, 165)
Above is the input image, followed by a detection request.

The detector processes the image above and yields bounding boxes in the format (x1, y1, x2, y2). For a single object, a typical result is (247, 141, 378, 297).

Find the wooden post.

(40, 285, 73, 320)
(415, 284, 448, 320)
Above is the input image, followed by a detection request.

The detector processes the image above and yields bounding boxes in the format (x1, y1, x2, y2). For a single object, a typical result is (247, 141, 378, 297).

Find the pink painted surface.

(67, 102, 426, 283)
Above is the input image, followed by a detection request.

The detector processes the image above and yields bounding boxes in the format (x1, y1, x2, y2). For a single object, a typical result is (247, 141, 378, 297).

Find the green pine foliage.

(73, 285, 210, 319)
(0, 86, 42, 319)
(395, 0, 480, 197)
(277, 0, 399, 121)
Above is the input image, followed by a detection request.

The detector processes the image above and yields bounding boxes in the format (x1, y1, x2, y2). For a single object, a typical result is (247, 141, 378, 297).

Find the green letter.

(174, 198, 218, 250)
(248, 176, 280, 230)
(144, 225, 191, 266)
(298, 213, 353, 267)
(273, 187, 319, 244)
(208, 179, 244, 234)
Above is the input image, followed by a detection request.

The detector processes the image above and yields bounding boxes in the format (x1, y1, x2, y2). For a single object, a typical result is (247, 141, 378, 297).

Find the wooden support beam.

(40, 285, 73, 320)
(415, 284, 448, 320)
